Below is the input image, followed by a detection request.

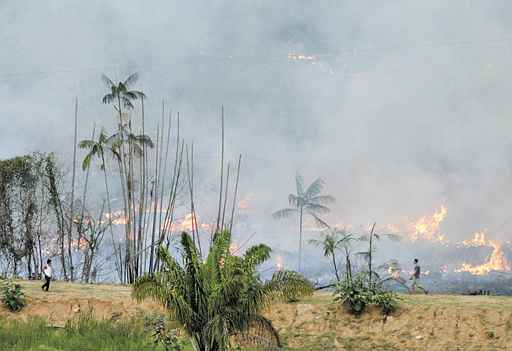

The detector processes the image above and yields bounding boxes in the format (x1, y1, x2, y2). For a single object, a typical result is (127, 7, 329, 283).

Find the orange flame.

(407, 205, 448, 243)
(456, 231, 511, 275)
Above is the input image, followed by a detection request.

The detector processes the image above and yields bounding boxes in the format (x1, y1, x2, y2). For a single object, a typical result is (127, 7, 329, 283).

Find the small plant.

(334, 275, 372, 315)
(334, 274, 399, 316)
(142, 312, 183, 351)
(0, 279, 26, 312)
(372, 290, 399, 315)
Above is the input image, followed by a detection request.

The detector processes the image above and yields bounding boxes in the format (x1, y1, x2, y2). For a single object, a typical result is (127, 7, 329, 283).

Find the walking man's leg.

(42, 276, 50, 291)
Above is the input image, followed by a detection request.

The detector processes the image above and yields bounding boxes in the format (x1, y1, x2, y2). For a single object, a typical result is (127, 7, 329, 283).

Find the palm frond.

(124, 73, 139, 87)
(287, 194, 300, 208)
(272, 208, 297, 219)
(304, 178, 324, 198)
(243, 244, 271, 271)
(295, 174, 304, 197)
(81, 152, 93, 171)
(309, 195, 335, 205)
(101, 74, 114, 88)
(102, 93, 115, 105)
(310, 213, 330, 228)
(260, 270, 313, 307)
(78, 139, 95, 149)
(304, 203, 330, 215)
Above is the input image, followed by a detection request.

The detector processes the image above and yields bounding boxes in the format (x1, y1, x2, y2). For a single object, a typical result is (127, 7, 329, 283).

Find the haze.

(2, 0, 512, 254)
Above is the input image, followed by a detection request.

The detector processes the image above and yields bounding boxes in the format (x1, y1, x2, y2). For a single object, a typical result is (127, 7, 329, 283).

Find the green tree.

(79, 130, 122, 280)
(273, 174, 334, 272)
(133, 231, 313, 351)
(308, 228, 355, 282)
(101, 73, 152, 283)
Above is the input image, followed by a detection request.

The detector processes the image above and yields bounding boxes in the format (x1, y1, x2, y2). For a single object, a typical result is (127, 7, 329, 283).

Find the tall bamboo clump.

(79, 74, 243, 283)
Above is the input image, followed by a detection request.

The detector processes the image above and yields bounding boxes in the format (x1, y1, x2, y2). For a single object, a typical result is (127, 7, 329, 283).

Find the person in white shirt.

(41, 259, 52, 292)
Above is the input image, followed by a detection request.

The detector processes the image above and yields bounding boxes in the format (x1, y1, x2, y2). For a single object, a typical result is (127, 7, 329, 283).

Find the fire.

(104, 211, 128, 225)
(276, 256, 284, 271)
(407, 205, 448, 243)
(456, 233, 511, 275)
(387, 266, 401, 279)
(71, 238, 89, 251)
(461, 230, 488, 247)
(163, 213, 213, 232)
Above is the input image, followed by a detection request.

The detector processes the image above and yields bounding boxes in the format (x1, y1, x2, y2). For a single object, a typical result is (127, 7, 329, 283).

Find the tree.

(79, 130, 122, 280)
(273, 174, 334, 272)
(357, 223, 401, 289)
(101, 73, 152, 283)
(133, 231, 313, 351)
(101, 73, 145, 118)
(308, 228, 355, 282)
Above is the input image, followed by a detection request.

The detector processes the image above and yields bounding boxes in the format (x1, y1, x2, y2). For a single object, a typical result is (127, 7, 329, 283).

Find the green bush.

(141, 312, 183, 351)
(371, 290, 399, 315)
(0, 279, 26, 312)
(334, 274, 399, 316)
(334, 275, 372, 315)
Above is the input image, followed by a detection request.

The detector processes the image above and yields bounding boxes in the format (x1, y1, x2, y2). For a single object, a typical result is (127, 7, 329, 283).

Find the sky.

(2, 1, 512, 260)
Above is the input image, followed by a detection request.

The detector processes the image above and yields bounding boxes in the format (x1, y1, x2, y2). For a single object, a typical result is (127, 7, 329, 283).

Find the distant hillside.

(2, 281, 512, 350)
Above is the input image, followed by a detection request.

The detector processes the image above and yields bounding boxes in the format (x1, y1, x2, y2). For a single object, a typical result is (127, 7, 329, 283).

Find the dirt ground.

(2, 281, 512, 350)
(0, 280, 164, 327)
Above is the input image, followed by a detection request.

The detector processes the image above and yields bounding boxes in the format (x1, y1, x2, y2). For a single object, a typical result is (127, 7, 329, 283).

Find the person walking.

(41, 259, 53, 292)
(410, 258, 428, 294)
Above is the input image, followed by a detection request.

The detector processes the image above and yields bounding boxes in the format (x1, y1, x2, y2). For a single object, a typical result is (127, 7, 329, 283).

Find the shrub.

(0, 279, 26, 312)
(141, 312, 183, 351)
(334, 274, 399, 316)
(371, 290, 399, 315)
(334, 274, 372, 315)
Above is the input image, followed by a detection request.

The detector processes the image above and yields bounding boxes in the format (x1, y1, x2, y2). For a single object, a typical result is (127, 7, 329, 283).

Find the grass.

(5, 281, 512, 350)
(0, 317, 177, 351)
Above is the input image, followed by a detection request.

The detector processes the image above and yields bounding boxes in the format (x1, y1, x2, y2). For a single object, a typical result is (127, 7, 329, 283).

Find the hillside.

(2, 281, 512, 350)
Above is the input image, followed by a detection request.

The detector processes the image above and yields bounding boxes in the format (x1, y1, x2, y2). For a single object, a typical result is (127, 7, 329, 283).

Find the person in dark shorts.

(410, 258, 428, 294)
(41, 259, 53, 292)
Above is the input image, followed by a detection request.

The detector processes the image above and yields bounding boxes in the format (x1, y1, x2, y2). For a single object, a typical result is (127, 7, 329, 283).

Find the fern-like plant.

(0, 279, 26, 312)
(133, 230, 313, 351)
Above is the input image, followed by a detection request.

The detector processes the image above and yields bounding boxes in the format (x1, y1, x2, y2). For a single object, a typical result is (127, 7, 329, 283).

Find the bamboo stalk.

(68, 97, 79, 281)
(215, 106, 225, 234)
(229, 154, 242, 233)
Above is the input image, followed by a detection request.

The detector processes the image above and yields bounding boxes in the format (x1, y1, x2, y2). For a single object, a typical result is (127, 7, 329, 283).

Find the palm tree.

(133, 230, 313, 351)
(79, 129, 122, 280)
(273, 174, 334, 273)
(101, 73, 150, 283)
(101, 73, 145, 122)
(308, 229, 354, 282)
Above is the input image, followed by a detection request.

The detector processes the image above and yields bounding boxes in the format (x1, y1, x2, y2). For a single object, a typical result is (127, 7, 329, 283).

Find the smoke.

(2, 0, 512, 269)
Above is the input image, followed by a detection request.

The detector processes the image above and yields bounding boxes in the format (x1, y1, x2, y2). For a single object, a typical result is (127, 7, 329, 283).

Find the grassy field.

(2, 281, 512, 350)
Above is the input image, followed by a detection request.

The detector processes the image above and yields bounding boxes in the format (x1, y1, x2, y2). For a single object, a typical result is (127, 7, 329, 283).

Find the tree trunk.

(298, 207, 303, 273)
(102, 153, 122, 282)
(368, 222, 376, 289)
(68, 97, 79, 281)
(331, 252, 340, 281)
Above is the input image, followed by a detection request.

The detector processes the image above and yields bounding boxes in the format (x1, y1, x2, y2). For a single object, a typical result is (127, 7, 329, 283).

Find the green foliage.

(334, 274, 399, 316)
(0, 279, 26, 312)
(133, 230, 313, 351)
(371, 290, 399, 316)
(0, 316, 176, 351)
(142, 312, 183, 351)
(334, 275, 372, 315)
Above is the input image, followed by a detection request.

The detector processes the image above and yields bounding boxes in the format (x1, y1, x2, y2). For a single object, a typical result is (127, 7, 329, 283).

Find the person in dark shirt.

(410, 258, 428, 294)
